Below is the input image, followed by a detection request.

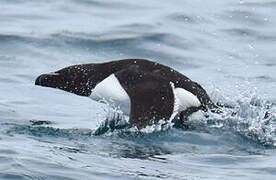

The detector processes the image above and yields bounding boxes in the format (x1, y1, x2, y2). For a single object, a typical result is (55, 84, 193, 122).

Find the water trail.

(183, 92, 276, 148)
(93, 89, 276, 148)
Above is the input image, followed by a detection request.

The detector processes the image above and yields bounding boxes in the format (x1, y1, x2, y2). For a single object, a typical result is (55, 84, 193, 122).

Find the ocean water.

(0, 0, 276, 179)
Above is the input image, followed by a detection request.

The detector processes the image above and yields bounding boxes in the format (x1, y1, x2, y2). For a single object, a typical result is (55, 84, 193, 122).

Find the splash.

(93, 89, 276, 148)
(93, 108, 131, 136)
(93, 106, 175, 136)
(185, 93, 276, 147)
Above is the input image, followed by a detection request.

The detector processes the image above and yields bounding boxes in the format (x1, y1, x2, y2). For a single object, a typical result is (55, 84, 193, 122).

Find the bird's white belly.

(89, 74, 131, 114)
(90, 74, 201, 117)
(173, 87, 201, 112)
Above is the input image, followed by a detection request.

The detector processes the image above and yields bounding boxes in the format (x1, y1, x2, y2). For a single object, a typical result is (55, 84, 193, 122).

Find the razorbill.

(35, 59, 218, 129)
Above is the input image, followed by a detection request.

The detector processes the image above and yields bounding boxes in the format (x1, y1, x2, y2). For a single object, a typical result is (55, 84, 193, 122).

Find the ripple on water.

(241, 1, 276, 8)
(166, 12, 197, 24)
(222, 9, 269, 26)
(0, 174, 31, 180)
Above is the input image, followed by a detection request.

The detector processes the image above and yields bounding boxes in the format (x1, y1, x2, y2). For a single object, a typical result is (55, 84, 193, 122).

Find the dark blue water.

(0, 0, 276, 179)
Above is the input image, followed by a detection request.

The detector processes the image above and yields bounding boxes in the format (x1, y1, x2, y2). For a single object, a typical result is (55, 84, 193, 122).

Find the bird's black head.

(35, 64, 95, 96)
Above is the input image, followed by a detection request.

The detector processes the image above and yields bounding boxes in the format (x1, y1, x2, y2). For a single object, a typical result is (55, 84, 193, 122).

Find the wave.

(0, 30, 195, 61)
(2, 90, 275, 161)
(6, 97, 275, 144)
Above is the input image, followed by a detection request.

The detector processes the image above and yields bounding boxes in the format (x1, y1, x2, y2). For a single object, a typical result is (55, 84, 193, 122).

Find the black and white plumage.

(35, 59, 218, 129)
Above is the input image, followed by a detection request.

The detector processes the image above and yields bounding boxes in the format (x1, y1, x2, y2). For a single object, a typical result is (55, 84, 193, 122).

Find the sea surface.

(0, 0, 276, 179)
